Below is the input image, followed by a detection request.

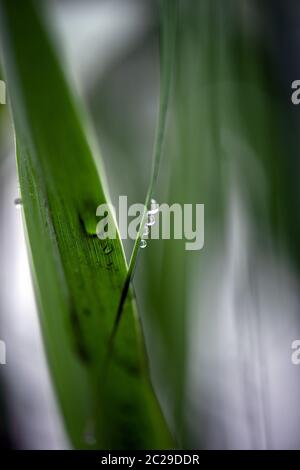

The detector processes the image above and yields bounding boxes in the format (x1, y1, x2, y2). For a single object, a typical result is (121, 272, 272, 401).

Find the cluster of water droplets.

(140, 199, 159, 248)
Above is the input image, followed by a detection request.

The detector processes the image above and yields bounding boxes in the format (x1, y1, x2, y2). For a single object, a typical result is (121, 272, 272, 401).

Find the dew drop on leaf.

(14, 197, 22, 208)
(103, 243, 113, 255)
(84, 420, 96, 446)
(147, 214, 155, 226)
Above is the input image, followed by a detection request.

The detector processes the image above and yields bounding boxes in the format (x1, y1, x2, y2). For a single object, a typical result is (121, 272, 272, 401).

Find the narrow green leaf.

(0, 0, 172, 449)
(114, 0, 178, 329)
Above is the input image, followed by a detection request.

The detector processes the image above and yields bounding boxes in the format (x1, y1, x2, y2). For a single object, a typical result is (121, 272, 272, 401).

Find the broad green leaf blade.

(0, 0, 172, 449)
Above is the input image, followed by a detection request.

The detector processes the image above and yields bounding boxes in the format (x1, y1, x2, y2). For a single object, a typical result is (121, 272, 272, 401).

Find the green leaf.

(0, 0, 172, 449)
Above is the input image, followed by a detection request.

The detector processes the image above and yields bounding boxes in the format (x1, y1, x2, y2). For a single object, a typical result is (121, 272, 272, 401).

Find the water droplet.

(149, 199, 159, 215)
(84, 431, 96, 445)
(14, 198, 22, 208)
(147, 214, 155, 226)
(140, 239, 147, 249)
(143, 225, 149, 237)
(84, 421, 96, 445)
(103, 243, 113, 255)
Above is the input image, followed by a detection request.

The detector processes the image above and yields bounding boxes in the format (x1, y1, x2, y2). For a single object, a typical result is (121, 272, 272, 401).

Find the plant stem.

(112, 0, 178, 336)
